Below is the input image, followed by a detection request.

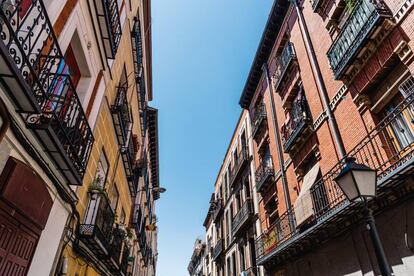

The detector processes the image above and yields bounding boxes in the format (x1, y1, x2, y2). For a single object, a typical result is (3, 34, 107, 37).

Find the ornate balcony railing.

(0, 0, 94, 185)
(95, 0, 122, 59)
(281, 95, 312, 152)
(79, 191, 115, 256)
(232, 199, 254, 236)
(212, 199, 223, 223)
(111, 87, 139, 197)
(273, 42, 296, 92)
(213, 238, 224, 261)
(119, 246, 130, 276)
(327, 0, 391, 79)
(251, 103, 267, 139)
(255, 157, 275, 193)
(131, 17, 147, 138)
(230, 147, 249, 187)
(255, 82, 414, 266)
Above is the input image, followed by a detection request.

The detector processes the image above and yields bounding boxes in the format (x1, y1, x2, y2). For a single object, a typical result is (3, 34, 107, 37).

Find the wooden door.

(0, 209, 38, 276)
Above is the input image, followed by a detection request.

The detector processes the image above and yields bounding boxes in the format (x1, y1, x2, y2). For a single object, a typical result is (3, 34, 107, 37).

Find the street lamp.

(137, 187, 167, 193)
(334, 157, 392, 276)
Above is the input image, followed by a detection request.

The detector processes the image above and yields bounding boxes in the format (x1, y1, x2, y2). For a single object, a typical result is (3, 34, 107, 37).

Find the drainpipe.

(262, 63, 295, 232)
(291, 0, 346, 159)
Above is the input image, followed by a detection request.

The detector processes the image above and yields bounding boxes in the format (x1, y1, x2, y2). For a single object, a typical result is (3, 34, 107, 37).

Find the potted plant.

(88, 175, 105, 194)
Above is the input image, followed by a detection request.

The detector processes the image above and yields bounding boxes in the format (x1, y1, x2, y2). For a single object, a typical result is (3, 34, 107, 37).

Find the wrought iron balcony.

(255, 83, 414, 266)
(213, 238, 224, 261)
(111, 87, 139, 197)
(273, 42, 296, 92)
(103, 226, 124, 272)
(255, 157, 275, 193)
(281, 95, 312, 153)
(95, 0, 122, 59)
(230, 147, 250, 187)
(131, 18, 147, 138)
(212, 199, 223, 223)
(251, 104, 267, 139)
(0, 0, 94, 185)
(119, 246, 130, 276)
(79, 191, 115, 257)
(327, 0, 391, 79)
(232, 199, 254, 236)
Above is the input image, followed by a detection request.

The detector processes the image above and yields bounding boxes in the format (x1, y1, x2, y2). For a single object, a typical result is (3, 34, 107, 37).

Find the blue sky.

(151, 1, 273, 275)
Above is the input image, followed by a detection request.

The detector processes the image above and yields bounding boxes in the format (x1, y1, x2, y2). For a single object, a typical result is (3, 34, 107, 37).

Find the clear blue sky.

(151, 1, 273, 275)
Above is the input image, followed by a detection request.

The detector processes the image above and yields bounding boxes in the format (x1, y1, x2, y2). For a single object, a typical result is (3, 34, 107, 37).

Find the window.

(110, 184, 119, 211)
(239, 246, 245, 271)
(119, 208, 126, 224)
(94, 151, 109, 188)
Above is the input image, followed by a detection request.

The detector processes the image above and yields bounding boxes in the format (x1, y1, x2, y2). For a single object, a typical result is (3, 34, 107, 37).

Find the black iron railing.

(131, 17, 147, 138)
(255, 209, 294, 261)
(255, 83, 414, 263)
(281, 94, 312, 152)
(232, 199, 254, 236)
(120, 246, 130, 275)
(255, 157, 275, 193)
(111, 87, 139, 197)
(327, 0, 391, 79)
(212, 199, 223, 223)
(96, 0, 122, 59)
(274, 42, 296, 92)
(0, 0, 94, 185)
(79, 191, 115, 254)
(230, 147, 249, 187)
(251, 103, 267, 139)
(213, 238, 223, 260)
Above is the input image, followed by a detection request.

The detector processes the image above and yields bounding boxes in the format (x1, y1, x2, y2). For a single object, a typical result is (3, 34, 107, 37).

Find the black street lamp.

(334, 158, 392, 276)
(137, 187, 167, 193)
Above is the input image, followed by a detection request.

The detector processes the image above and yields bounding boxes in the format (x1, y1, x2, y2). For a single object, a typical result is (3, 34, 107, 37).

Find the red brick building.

(240, 0, 414, 275)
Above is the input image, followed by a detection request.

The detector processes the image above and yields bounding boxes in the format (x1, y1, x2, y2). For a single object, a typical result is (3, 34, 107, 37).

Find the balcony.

(255, 85, 414, 267)
(111, 87, 139, 197)
(230, 147, 250, 187)
(0, 0, 94, 185)
(310, 0, 325, 12)
(212, 199, 223, 223)
(131, 17, 147, 138)
(119, 246, 130, 276)
(213, 238, 224, 261)
(281, 94, 312, 153)
(102, 226, 124, 272)
(95, 0, 122, 59)
(327, 0, 392, 79)
(79, 191, 115, 257)
(255, 157, 275, 193)
(251, 104, 267, 139)
(232, 199, 254, 236)
(273, 42, 296, 92)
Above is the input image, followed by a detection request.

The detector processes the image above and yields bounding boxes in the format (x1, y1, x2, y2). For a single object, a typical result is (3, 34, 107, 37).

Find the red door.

(0, 210, 38, 276)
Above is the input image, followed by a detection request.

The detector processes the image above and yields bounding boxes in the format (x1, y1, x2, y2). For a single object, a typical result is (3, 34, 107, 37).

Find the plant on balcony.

(345, 0, 356, 10)
(88, 176, 105, 194)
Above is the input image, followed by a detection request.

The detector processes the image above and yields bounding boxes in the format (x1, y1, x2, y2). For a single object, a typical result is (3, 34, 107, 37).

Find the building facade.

(238, 0, 414, 275)
(188, 239, 207, 276)
(201, 110, 263, 276)
(0, 0, 159, 275)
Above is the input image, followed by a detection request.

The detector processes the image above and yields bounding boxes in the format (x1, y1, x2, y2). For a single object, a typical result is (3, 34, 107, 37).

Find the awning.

(294, 163, 320, 227)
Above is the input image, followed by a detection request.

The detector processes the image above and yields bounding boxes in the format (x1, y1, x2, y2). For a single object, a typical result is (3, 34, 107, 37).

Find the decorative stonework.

(394, 40, 414, 65)
(393, 0, 414, 24)
(354, 94, 372, 113)
(344, 19, 395, 84)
